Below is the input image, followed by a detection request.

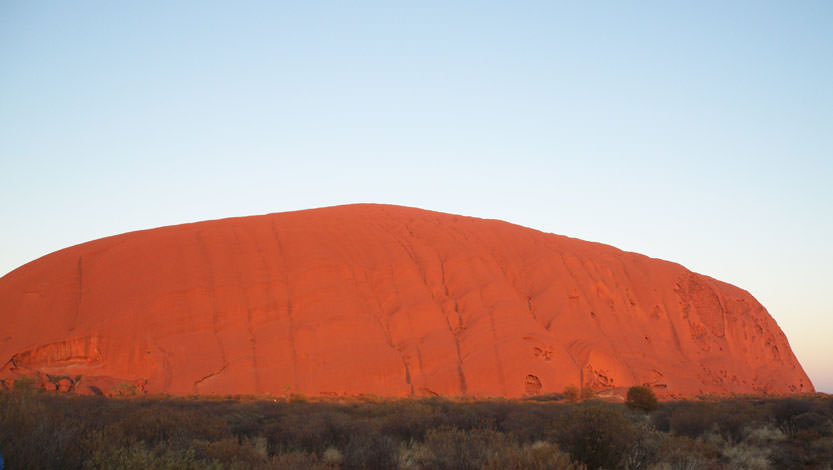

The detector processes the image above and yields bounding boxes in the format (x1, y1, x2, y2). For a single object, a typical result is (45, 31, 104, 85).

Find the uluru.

(0, 204, 813, 398)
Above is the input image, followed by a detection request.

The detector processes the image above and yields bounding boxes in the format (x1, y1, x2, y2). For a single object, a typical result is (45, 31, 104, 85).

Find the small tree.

(626, 385, 658, 412)
(580, 386, 596, 401)
(563, 385, 580, 403)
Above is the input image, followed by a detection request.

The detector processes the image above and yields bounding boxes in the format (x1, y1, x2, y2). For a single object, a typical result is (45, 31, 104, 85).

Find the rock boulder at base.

(0, 204, 813, 397)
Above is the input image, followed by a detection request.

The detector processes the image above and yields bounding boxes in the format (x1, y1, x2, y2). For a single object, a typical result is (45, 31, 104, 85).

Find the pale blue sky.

(2, 2, 832, 391)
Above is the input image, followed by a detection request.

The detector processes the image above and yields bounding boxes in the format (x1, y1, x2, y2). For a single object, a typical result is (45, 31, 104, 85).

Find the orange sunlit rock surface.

(0, 204, 813, 397)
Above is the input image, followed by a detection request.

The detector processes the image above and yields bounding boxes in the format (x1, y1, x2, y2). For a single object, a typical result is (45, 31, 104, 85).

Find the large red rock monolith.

(0, 204, 813, 397)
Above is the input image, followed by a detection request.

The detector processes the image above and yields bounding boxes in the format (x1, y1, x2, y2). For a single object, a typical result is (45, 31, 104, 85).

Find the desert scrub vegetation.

(0, 388, 832, 470)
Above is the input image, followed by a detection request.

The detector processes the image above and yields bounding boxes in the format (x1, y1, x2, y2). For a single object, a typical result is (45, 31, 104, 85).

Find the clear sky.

(2, 2, 832, 392)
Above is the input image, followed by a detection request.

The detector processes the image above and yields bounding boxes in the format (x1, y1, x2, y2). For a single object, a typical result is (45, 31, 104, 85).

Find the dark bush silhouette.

(342, 431, 397, 470)
(563, 385, 580, 403)
(668, 402, 717, 438)
(423, 427, 509, 470)
(555, 403, 635, 470)
(626, 385, 658, 412)
(499, 406, 561, 443)
(773, 397, 819, 436)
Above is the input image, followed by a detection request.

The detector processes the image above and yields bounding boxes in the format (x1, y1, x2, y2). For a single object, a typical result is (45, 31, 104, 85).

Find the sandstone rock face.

(0, 204, 813, 397)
